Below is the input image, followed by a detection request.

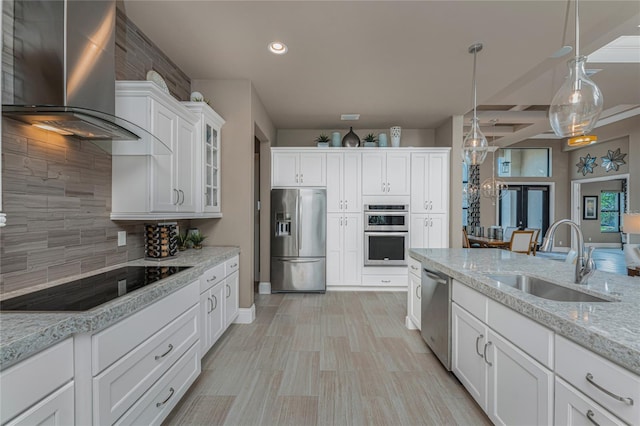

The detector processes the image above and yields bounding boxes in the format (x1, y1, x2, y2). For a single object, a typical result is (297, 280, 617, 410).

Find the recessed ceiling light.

(268, 41, 288, 55)
(340, 114, 360, 121)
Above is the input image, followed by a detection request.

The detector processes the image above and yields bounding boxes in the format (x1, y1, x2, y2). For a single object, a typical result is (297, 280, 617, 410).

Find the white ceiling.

(122, 0, 640, 146)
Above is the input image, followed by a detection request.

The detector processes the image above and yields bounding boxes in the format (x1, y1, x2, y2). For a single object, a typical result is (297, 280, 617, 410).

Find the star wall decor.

(601, 148, 627, 172)
(576, 154, 598, 176)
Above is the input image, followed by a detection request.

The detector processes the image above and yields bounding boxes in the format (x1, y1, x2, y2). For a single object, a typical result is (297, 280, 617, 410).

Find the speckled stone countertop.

(409, 248, 640, 375)
(0, 246, 239, 371)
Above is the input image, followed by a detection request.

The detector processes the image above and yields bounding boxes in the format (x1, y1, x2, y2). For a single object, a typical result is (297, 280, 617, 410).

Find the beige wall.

(435, 116, 463, 248)
(191, 80, 255, 309)
(569, 137, 630, 181)
(478, 139, 572, 247)
(580, 179, 625, 244)
(276, 128, 435, 147)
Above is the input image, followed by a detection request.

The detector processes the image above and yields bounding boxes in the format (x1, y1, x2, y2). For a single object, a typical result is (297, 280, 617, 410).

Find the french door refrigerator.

(271, 188, 326, 293)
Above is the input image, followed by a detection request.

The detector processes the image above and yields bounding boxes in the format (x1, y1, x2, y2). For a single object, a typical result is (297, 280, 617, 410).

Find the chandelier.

(480, 120, 507, 205)
(463, 181, 480, 205)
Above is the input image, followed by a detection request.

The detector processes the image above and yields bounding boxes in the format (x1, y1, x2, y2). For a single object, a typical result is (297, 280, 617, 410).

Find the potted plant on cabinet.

(315, 133, 330, 147)
(363, 133, 378, 147)
(188, 231, 207, 249)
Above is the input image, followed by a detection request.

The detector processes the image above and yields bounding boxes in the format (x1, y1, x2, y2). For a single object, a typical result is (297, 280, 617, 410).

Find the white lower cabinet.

(452, 281, 553, 426)
(555, 377, 626, 426)
(200, 280, 225, 355)
(0, 338, 74, 425)
(327, 213, 362, 287)
(407, 256, 421, 329)
(224, 271, 240, 326)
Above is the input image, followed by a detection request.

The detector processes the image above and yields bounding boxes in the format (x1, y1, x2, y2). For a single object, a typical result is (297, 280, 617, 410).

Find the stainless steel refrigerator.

(271, 188, 326, 293)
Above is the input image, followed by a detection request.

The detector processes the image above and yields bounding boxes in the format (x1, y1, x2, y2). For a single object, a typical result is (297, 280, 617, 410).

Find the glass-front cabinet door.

(183, 101, 225, 217)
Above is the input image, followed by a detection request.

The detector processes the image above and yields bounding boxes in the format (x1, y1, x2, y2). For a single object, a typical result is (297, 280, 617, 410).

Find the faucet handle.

(580, 246, 597, 283)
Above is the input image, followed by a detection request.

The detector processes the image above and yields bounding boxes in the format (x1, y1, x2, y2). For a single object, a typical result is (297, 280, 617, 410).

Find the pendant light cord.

(575, 0, 580, 58)
(472, 49, 478, 123)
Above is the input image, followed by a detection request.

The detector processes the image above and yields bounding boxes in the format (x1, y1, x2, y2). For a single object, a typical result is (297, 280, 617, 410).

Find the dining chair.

(525, 228, 540, 255)
(504, 226, 518, 242)
(462, 228, 481, 248)
(509, 230, 535, 254)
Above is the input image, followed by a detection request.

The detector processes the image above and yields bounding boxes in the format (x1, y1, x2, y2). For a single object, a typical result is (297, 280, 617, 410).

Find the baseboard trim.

(405, 316, 418, 330)
(585, 243, 622, 248)
(234, 304, 255, 324)
(327, 286, 407, 292)
(258, 282, 271, 294)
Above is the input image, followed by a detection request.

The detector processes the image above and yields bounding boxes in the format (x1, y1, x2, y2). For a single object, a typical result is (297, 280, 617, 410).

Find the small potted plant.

(176, 233, 189, 251)
(363, 133, 378, 147)
(315, 133, 330, 147)
(188, 231, 207, 249)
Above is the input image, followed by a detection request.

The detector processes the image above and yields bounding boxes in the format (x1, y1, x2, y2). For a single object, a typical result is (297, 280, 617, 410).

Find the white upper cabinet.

(326, 152, 361, 213)
(411, 151, 449, 213)
(272, 150, 326, 187)
(362, 151, 410, 195)
(183, 102, 225, 217)
(112, 82, 224, 219)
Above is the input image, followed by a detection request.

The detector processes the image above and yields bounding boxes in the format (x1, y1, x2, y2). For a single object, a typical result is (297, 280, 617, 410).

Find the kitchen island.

(0, 246, 239, 370)
(409, 248, 639, 375)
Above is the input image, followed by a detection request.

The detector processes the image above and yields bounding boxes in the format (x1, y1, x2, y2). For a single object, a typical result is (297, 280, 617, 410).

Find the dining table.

(467, 235, 510, 249)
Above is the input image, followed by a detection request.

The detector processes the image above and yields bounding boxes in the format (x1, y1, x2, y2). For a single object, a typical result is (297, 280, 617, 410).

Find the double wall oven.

(364, 204, 409, 266)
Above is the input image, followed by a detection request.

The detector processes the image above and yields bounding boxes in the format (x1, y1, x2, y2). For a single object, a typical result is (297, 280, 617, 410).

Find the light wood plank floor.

(164, 292, 491, 426)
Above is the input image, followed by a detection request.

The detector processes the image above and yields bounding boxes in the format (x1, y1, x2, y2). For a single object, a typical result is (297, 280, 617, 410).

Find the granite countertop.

(0, 246, 240, 370)
(409, 248, 640, 375)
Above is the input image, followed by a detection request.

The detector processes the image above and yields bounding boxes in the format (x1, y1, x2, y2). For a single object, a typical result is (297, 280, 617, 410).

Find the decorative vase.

(331, 131, 341, 147)
(390, 126, 401, 147)
(342, 127, 360, 147)
(378, 133, 388, 147)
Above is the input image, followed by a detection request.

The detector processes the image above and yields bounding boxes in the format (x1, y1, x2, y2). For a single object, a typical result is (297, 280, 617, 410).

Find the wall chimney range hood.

(1, 0, 170, 155)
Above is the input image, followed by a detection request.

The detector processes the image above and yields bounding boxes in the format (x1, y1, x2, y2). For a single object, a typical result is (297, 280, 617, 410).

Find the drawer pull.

(381, 279, 391, 283)
(156, 387, 175, 408)
(483, 341, 493, 366)
(226, 284, 231, 298)
(207, 275, 217, 283)
(154, 344, 174, 361)
(231, 263, 238, 268)
(475, 334, 484, 358)
(586, 410, 600, 426)
(586, 373, 634, 406)
(410, 265, 419, 270)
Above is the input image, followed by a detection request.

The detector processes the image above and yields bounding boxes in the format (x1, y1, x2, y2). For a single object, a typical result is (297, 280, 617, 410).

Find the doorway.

(254, 137, 260, 290)
(499, 185, 551, 243)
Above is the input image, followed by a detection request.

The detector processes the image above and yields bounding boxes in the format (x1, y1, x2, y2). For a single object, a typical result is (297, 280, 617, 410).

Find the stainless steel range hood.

(1, 0, 170, 155)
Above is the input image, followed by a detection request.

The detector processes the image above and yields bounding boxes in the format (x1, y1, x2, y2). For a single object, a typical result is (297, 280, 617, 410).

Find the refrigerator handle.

(298, 195, 302, 251)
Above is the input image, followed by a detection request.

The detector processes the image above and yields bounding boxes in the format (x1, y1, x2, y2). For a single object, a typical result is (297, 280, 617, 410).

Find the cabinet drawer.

(362, 274, 407, 287)
(408, 256, 421, 277)
(555, 377, 626, 426)
(556, 335, 639, 425)
(452, 280, 487, 322)
(488, 299, 553, 369)
(92, 280, 199, 375)
(225, 255, 239, 276)
(5, 381, 74, 426)
(200, 262, 225, 293)
(0, 338, 74, 424)
(93, 304, 199, 425)
(114, 342, 201, 426)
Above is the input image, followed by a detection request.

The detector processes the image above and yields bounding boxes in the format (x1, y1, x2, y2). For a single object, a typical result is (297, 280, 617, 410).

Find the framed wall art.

(583, 196, 598, 220)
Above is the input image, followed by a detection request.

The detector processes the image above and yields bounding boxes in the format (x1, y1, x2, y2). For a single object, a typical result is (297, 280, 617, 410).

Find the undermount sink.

(486, 274, 610, 303)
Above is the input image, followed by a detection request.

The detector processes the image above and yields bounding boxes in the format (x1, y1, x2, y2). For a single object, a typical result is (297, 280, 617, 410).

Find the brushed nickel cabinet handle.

(340, 217, 343, 226)
(345, 200, 348, 210)
(156, 387, 175, 408)
(231, 263, 238, 268)
(179, 189, 185, 205)
(586, 373, 634, 405)
(155, 344, 173, 361)
(424, 201, 428, 210)
(586, 410, 600, 426)
(226, 284, 231, 298)
(381, 279, 391, 283)
(475, 334, 484, 358)
(300, 173, 303, 183)
(207, 275, 217, 283)
(483, 341, 493, 366)
(207, 297, 214, 314)
(295, 173, 299, 183)
(381, 182, 385, 192)
(173, 188, 179, 205)
(345, 217, 348, 226)
(387, 182, 390, 192)
(430, 201, 433, 210)
(416, 284, 421, 299)
(340, 200, 343, 209)
(212, 295, 218, 310)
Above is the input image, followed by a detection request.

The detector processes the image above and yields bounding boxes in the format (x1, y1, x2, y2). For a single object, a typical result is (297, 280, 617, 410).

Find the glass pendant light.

(480, 120, 507, 206)
(462, 43, 488, 166)
(548, 0, 603, 138)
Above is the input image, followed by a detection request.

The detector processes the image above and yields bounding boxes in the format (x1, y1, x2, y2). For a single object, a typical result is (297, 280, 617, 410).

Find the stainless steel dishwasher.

(421, 267, 452, 370)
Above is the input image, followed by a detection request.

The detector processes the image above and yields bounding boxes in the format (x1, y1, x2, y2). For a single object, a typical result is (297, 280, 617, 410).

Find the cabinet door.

(410, 214, 429, 249)
(272, 152, 299, 186)
(299, 153, 326, 186)
(6, 382, 74, 426)
(428, 152, 449, 213)
(342, 213, 362, 286)
(176, 117, 196, 212)
(452, 303, 488, 410)
(410, 153, 429, 212)
(151, 101, 178, 212)
(203, 122, 220, 213)
(555, 377, 625, 426)
(199, 291, 212, 356)
(326, 154, 343, 213)
(209, 284, 225, 347)
(326, 214, 343, 286)
(224, 271, 239, 327)
(486, 330, 553, 426)
(386, 152, 411, 195)
(408, 272, 421, 329)
(342, 152, 361, 212)
(427, 214, 448, 248)
(362, 152, 385, 195)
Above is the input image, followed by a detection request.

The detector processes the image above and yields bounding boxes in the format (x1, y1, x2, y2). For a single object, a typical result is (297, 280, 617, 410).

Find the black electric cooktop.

(0, 266, 192, 312)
